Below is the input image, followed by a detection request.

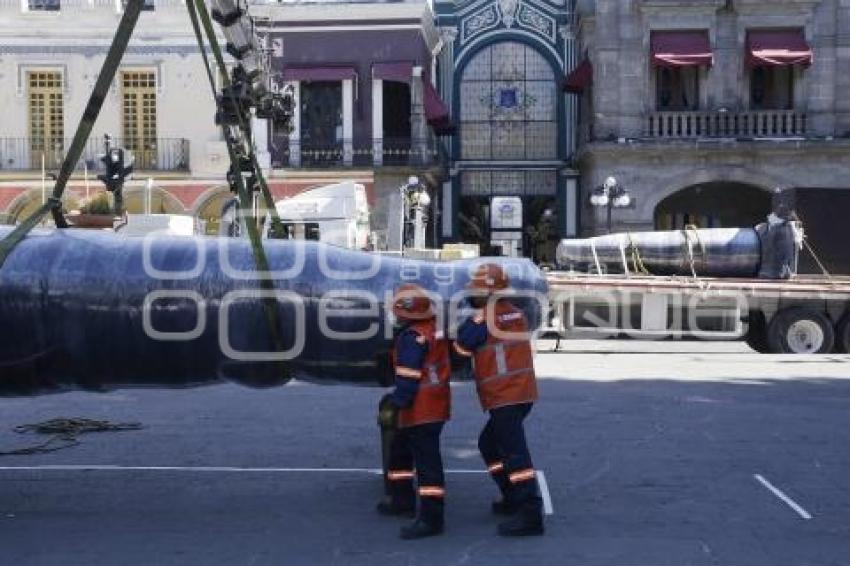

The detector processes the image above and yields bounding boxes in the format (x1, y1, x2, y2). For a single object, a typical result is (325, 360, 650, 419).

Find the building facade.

(252, 0, 449, 250)
(435, 0, 579, 263)
(0, 0, 241, 224)
(570, 0, 850, 272)
(0, 0, 445, 238)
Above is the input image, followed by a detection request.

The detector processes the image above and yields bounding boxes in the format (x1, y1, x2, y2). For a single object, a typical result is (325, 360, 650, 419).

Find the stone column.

(342, 79, 354, 165)
(441, 178, 454, 240)
(563, 175, 578, 237)
(411, 66, 428, 165)
(438, 27, 458, 157)
(287, 81, 301, 167)
(807, 6, 837, 136)
(838, 0, 850, 134)
(387, 179, 405, 251)
(372, 78, 383, 166)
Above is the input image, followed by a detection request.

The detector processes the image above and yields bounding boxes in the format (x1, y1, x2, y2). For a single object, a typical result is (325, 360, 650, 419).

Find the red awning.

(423, 80, 454, 135)
(747, 29, 812, 67)
(282, 66, 358, 82)
(563, 58, 592, 93)
(372, 62, 413, 83)
(651, 30, 713, 67)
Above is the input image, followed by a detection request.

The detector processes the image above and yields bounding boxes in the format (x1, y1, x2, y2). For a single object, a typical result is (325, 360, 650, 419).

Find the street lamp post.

(590, 176, 631, 234)
(399, 175, 430, 251)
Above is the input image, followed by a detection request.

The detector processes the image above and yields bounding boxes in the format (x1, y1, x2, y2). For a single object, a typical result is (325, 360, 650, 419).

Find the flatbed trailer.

(544, 271, 850, 354)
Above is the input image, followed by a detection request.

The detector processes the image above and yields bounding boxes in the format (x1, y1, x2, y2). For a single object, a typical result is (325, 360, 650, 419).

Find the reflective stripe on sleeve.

(395, 366, 422, 379)
(453, 343, 473, 357)
(418, 486, 445, 498)
(509, 469, 536, 483)
(387, 470, 415, 481)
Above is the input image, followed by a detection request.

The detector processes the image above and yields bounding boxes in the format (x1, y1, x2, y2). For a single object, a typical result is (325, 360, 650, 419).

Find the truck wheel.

(767, 308, 835, 354)
(745, 311, 770, 353)
(836, 314, 850, 353)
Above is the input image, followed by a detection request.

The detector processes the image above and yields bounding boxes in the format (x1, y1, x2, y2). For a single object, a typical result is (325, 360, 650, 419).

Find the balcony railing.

(272, 137, 443, 169)
(646, 110, 807, 139)
(0, 137, 190, 172)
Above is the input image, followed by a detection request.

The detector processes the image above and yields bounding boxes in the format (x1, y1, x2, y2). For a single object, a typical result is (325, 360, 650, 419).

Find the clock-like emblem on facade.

(481, 84, 537, 119)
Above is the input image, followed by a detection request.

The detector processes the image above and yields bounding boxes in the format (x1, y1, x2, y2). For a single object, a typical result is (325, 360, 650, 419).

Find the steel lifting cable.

(186, 0, 288, 361)
(0, 0, 146, 268)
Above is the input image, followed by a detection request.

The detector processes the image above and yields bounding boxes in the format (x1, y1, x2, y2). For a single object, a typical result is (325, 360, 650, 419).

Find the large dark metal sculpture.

(556, 228, 762, 277)
(556, 221, 802, 279)
(0, 228, 547, 397)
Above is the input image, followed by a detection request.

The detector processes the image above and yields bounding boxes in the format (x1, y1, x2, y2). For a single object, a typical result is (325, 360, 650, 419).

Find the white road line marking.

(0, 465, 498, 475)
(0, 465, 555, 515)
(536, 470, 554, 516)
(0, 465, 384, 473)
(753, 474, 812, 520)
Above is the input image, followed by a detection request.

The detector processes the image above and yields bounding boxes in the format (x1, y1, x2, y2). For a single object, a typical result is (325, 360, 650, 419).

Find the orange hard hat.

(392, 283, 435, 321)
(466, 263, 510, 294)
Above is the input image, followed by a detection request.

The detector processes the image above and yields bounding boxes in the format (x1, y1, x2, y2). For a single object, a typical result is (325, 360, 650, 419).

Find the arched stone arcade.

(654, 182, 773, 230)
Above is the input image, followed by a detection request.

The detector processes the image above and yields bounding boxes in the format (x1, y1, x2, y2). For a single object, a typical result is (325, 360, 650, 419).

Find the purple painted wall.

(270, 28, 433, 147)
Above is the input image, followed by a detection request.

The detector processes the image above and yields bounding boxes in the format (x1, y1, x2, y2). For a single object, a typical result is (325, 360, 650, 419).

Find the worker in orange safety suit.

(453, 263, 544, 537)
(377, 283, 451, 540)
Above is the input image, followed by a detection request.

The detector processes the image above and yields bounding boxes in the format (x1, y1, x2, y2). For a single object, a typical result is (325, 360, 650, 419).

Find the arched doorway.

(9, 190, 83, 225)
(457, 40, 561, 259)
(654, 182, 771, 230)
(11, 193, 47, 224)
(195, 188, 232, 235)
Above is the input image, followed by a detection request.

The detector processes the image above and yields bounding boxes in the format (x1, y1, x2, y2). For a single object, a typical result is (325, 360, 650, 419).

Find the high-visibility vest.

(393, 319, 451, 428)
(470, 301, 538, 411)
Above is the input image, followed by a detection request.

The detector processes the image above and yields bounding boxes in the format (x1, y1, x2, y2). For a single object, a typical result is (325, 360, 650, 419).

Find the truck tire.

(767, 308, 835, 354)
(836, 314, 850, 354)
(744, 311, 770, 353)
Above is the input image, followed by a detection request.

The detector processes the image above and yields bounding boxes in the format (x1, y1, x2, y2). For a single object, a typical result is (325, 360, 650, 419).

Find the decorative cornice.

(461, 4, 500, 43)
(459, 0, 559, 46)
(517, 3, 556, 43)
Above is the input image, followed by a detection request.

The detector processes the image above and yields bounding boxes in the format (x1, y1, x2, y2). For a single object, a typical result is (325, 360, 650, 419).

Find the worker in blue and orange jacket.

(454, 263, 544, 537)
(378, 283, 451, 540)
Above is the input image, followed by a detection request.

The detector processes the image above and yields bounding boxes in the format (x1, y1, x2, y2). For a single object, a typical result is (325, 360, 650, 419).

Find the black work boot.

(377, 483, 415, 517)
(490, 469, 519, 515)
(497, 499, 544, 537)
(400, 498, 444, 540)
(377, 496, 415, 517)
(491, 498, 520, 516)
(497, 481, 543, 536)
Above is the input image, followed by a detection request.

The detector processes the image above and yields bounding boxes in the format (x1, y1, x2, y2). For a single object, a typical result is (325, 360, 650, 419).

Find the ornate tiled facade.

(435, 0, 579, 261)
